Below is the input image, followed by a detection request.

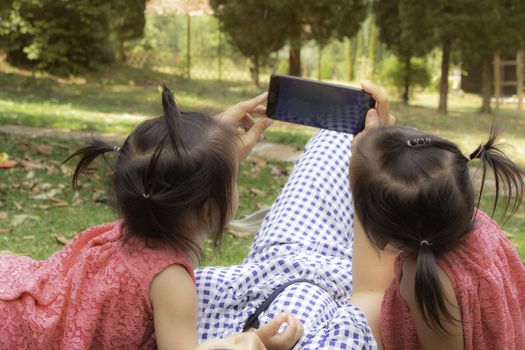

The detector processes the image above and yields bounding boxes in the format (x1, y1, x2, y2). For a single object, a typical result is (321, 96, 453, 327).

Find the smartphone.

(266, 74, 375, 134)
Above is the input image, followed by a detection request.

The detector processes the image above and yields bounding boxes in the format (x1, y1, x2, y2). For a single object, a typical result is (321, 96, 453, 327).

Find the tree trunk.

(402, 54, 411, 105)
(252, 56, 260, 88)
(289, 43, 301, 76)
(345, 38, 354, 81)
(318, 44, 322, 80)
(481, 54, 492, 113)
(438, 39, 451, 114)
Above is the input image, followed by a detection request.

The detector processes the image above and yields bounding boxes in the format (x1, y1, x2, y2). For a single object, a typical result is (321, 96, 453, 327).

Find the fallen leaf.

(271, 166, 288, 176)
(14, 202, 22, 210)
(49, 201, 68, 207)
(22, 235, 35, 240)
(19, 159, 45, 170)
(38, 205, 50, 210)
(25, 170, 35, 179)
(35, 144, 53, 155)
(53, 234, 70, 245)
(0, 212, 7, 220)
(30, 189, 58, 200)
(72, 198, 84, 206)
(0, 229, 11, 235)
(249, 188, 266, 196)
(228, 229, 251, 238)
(60, 165, 74, 176)
(11, 214, 40, 226)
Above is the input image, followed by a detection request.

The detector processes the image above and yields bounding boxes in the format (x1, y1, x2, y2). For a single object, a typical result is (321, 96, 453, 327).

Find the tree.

(374, 0, 433, 105)
(0, 0, 147, 74)
(112, 0, 149, 60)
(209, 0, 287, 87)
(459, 0, 525, 112)
(427, 0, 506, 114)
(278, 0, 368, 76)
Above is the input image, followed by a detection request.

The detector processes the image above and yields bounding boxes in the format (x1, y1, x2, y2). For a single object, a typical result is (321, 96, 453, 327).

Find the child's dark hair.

(64, 86, 239, 256)
(349, 123, 524, 332)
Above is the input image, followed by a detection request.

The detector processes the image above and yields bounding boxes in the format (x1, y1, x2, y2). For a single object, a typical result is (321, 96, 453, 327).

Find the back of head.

(66, 86, 238, 257)
(349, 124, 524, 331)
(350, 126, 474, 255)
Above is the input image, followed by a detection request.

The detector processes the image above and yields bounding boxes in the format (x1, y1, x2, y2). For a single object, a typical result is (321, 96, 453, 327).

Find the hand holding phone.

(266, 74, 376, 134)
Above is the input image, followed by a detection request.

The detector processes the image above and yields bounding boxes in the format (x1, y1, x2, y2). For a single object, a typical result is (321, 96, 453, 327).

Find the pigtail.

(469, 122, 525, 221)
(63, 139, 116, 190)
(161, 85, 187, 158)
(415, 244, 458, 332)
(141, 86, 192, 196)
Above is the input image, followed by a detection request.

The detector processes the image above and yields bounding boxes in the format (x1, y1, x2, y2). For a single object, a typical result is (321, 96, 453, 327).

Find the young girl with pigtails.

(0, 86, 303, 349)
(348, 111, 525, 349)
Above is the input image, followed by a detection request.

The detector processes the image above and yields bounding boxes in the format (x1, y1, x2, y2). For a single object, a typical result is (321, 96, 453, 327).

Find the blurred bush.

(0, 0, 146, 75)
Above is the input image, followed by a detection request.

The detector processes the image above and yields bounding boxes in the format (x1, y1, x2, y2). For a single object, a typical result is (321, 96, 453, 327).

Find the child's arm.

(348, 218, 397, 349)
(150, 264, 199, 350)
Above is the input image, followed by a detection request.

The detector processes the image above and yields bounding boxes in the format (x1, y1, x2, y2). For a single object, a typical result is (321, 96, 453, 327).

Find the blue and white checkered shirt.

(196, 130, 377, 349)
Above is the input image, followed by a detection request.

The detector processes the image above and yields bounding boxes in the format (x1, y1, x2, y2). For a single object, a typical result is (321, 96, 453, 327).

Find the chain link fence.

(126, 14, 381, 84)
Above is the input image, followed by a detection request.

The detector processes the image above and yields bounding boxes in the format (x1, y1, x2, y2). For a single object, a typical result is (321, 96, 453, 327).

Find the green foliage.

(374, 0, 432, 59)
(380, 56, 431, 97)
(0, 0, 147, 74)
(457, 0, 525, 66)
(210, 0, 287, 85)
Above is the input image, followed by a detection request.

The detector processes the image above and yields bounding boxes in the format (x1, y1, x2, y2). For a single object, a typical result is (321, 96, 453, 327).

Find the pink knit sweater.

(0, 221, 194, 349)
(380, 211, 525, 349)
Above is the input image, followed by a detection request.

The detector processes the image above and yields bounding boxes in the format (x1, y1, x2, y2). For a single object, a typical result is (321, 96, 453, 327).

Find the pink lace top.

(0, 221, 194, 349)
(380, 211, 525, 349)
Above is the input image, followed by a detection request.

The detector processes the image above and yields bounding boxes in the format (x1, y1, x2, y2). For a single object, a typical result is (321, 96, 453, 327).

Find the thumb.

(364, 108, 380, 130)
(243, 117, 273, 147)
(258, 313, 287, 336)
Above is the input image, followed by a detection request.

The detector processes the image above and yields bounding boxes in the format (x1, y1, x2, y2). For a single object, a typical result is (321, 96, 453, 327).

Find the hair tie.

(420, 240, 431, 247)
(113, 146, 121, 153)
(468, 145, 485, 161)
(407, 137, 431, 148)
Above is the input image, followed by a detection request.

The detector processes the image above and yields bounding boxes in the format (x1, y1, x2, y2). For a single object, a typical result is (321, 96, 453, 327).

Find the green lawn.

(1, 62, 524, 263)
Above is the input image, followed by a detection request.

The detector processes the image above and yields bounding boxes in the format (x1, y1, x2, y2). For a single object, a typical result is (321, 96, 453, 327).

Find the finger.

(280, 313, 297, 338)
(260, 313, 287, 336)
(364, 108, 380, 130)
(248, 105, 267, 115)
(292, 319, 304, 343)
(238, 92, 268, 111)
(241, 117, 273, 149)
(240, 113, 255, 131)
(361, 81, 390, 124)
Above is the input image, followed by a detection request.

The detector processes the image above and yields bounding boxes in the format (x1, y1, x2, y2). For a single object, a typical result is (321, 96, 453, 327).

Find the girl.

(348, 113, 525, 349)
(0, 86, 303, 349)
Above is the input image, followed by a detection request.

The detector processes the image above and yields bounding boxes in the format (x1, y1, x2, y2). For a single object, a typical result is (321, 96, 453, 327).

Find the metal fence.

(126, 14, 380, 84)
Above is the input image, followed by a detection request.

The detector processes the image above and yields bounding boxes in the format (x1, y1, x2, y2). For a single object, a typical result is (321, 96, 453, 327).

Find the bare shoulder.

(150, 264, 196, 297)
(150, 264, 198, 350)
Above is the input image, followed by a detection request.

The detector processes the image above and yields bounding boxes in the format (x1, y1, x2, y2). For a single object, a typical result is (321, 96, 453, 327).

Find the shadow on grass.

(0, 65, 260, 118)
(392, 102, 525, 142)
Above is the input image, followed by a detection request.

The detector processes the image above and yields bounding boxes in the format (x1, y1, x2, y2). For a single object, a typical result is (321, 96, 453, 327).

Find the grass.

(1, 61, 524, 262)
(0, 133, 292, 265)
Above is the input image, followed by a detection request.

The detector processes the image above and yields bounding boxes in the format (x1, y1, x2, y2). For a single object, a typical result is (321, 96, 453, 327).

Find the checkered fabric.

(195, 129, 377, 349)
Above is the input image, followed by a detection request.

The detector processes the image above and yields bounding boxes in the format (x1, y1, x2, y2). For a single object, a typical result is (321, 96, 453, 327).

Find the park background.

(0, 0, 524, 264)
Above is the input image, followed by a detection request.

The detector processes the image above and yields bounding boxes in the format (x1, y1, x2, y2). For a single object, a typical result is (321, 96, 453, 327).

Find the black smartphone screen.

(267, 74, 375, 134)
